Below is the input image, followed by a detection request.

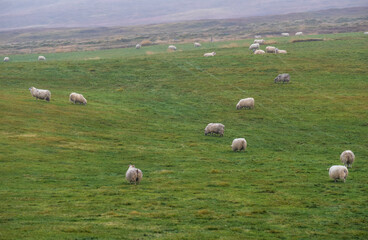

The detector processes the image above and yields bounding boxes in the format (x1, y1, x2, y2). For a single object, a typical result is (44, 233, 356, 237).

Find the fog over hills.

(1, 0, 368, 30)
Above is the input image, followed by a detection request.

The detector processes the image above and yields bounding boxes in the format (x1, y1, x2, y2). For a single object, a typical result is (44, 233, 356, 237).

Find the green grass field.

(0, 32, 367, 239)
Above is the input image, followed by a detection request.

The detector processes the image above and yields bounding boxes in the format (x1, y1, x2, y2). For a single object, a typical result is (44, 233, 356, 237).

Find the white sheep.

(69, 92, 87, 105)
(254, 50, 265, 54)
(125, 165, 143, 184)
(265, 46, 277, 53)
(204, 123, 225, 137)
(328, 165, 348, 182)
(136, 44, 141, 49)
(38, 56, 46, 61)
(249, 43, 260, 51)
(236, 98, 254, 109)
(254, 39, 265, 44)
(168, 45, 177, 51)
(29, 87, 51, 101)
(281, 33, 289, 37)
(194, 42, 201, 47)
(295, 32, 303, 36)
(276, 49, 287, 54)
(364, 32, 368, 35)
(3, 57, 10, 62)
(254, 35, 262, 39)
(203, 52, 216, 57)
(274, 73, 290, 83)
(231, 138, 247, 152)
(340, 150, 355, 168)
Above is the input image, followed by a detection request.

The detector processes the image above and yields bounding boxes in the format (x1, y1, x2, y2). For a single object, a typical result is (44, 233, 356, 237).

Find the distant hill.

(0, 0, 367, 30)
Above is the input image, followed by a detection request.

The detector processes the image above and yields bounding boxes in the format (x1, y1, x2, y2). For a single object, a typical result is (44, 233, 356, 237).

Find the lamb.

(236, 98, 254, 109)
(340, 150, 355, 168)
(204, 123, 225, 137)
(231, 138, 247, 152)
(203, 52, 216, 57)
(168, 45, 177, 51)
(274, 73, 290, 83)
(295, 32, 303, 36)
(125, 165, 143, 184)
(254, 39, 265, 44)
(135, 44, 141, 49)
(254, 50, 265, 54)
(69, 92, 87, 105)
(328, 165, 348, 182)
(276, 49, 287, 54)
(29, 87, 51, 101)
(281, 33, 289, 37)
(265, 46, 277, 53)
(249, 43, 260, 51)
(38, 56, 46, 61)
(3, 57, 9, 62)
(194, 42, 201, 47)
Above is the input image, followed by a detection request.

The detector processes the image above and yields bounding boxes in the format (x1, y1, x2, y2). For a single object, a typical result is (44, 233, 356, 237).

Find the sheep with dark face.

(274, 74, 290, 83)
(204, 123, 225, 137)
(29, 87, 51, 101)
(125, 165, 143, 184)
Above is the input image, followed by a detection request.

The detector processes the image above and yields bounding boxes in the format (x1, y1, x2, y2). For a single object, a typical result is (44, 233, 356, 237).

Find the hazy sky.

(0, 0, 367, 30)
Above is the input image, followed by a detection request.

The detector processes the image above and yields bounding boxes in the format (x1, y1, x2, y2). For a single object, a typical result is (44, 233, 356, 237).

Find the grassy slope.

(0, 33, 367, 239)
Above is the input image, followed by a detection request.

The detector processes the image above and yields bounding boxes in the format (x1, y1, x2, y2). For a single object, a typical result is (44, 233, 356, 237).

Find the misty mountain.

(1, 0, 368, 30)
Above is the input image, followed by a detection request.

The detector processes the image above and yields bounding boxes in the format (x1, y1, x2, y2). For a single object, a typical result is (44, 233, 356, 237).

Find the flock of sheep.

(4, 32, 359, 185)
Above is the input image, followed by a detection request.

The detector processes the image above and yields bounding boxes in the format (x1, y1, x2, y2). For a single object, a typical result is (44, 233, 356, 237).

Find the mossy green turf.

(0, 33, 367, 239)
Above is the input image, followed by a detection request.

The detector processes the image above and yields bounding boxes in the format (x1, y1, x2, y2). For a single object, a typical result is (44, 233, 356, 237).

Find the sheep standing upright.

(168, 45, 177, 51)
(266, 46, 277, 53)
(3, 57, 9, 62)
(204, 123, 225, 137)
(328, 165, 348, 182)
(69, 92, 87, 105)
(340, 150, 355, 168)
(38, 56, 46, 61)
(236, 98, 254, 109)
(194, 42, 201, 47)
(281, 33, 289, 37)
(29, 87, 51, 101)
(295, 32, 303, 36)
(231, 138, 247, 152)
(125, 165, 143, 184)
(135, 44, 141, 49)
(254, 39, 265, 44)
(249, 43, 260, 51)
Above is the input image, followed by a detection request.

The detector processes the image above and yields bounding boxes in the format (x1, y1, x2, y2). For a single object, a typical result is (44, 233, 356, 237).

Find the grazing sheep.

(255, 35, 262, 39)
(168, 45, 177, 51)
(295, 32, 303, 36)
(328, 165, 348, 182)
(274, 73, 290, 83)
(136, 44, 141, 49)
(254, 39, 265, 44)
(204, 123, 225, 137)
(276, 49, 287, 54)
(231, 138, 247, 152)
(69, 92, 87, 105)
(236, 98, 254, 109)
(281, 33, 289, 37)
(194, 42, 201, 47)
(265, 46, 277, 53)
(254, 50, 265, 54)
(38, 56, 46, 61)
(364, 32, 368, 35)
(249, 43, 260, 51)
(3, 57, 9, 62)
(203, 52, 216, 57)
(29, 87, 51, 101)
(340, 150, 355, 168)
(125, 165, 143, 184)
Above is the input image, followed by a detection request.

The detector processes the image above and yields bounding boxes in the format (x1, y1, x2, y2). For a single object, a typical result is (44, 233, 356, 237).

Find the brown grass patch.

(146, 51, 155, 55)
(265, 40, 278, 45)
(141, 40, 153, 46)
(221, 42, 239, 48)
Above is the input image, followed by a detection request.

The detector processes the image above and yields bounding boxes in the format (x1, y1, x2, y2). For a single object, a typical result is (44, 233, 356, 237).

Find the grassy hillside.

(0, 32, 367, 239)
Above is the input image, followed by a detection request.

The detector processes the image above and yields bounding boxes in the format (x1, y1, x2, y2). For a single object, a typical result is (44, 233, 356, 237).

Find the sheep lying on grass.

(204, 123, 225, 137)
(328, 165, 348, 182)
(126, 165, 143, 184)
(69, 92, 87, 105)
(204, 52, 216, 57)
(231, 138, 247, 151)
(340, 150, 355, 168)
(276, 49, 287, 54)
(29, 87, 51, 101)
(254, 50, 265, 54)
(274, 74, 290, 83)
(236, 98, 254, 109)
